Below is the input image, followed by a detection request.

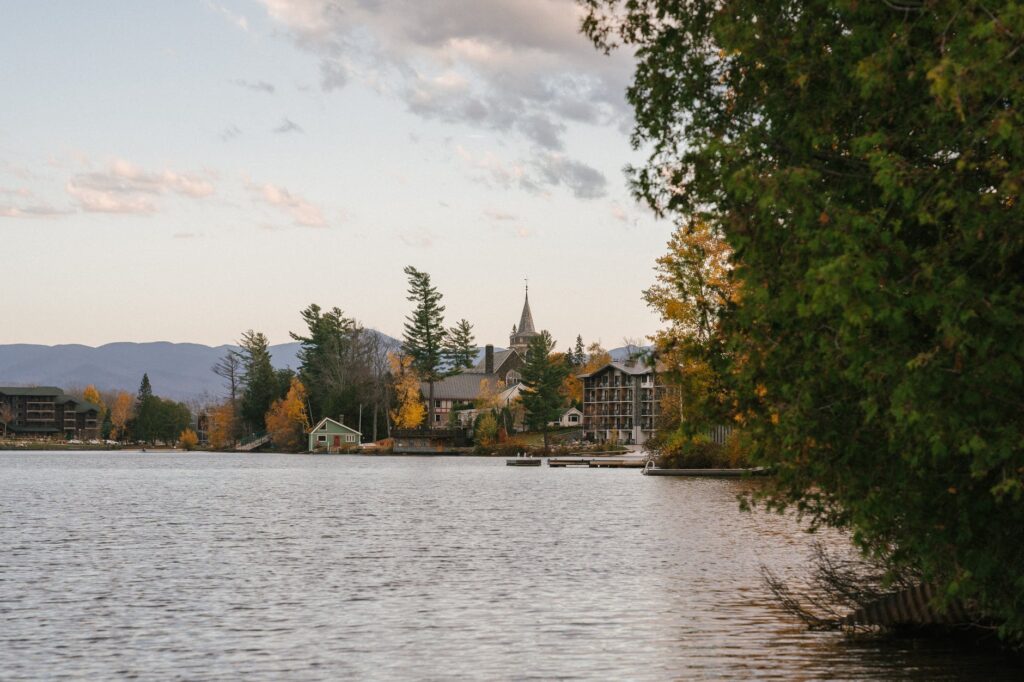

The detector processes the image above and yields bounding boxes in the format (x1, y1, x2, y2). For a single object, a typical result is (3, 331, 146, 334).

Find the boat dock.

(547, 457, 645, 468)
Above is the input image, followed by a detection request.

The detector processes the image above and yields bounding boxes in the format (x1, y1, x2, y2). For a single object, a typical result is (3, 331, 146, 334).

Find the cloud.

(273, 117, 303, 134)
(205, 1, 250, 33)
(232, 79, 276, 94)
(0, 203, 72, 219)
(220, 124, 242, 141)
(533, 152, 606, 199)
(249, 180, 326, 227)
(483, 208, 517, 221)
(257, 1, 633, 164)
(456, 145, 606, 199)
(398, 227, 434, 248)
(65, 158, 215, 214)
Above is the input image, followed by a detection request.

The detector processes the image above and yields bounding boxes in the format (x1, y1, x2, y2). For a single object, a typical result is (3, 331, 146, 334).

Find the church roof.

(517, 289, 536, 336)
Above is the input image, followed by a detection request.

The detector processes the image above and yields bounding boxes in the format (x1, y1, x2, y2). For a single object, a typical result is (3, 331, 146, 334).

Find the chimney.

(485, 345, 494, 374)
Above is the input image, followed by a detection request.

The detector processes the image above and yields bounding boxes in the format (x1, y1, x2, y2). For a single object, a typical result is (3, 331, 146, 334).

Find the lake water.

(0, 452, 1018, 680)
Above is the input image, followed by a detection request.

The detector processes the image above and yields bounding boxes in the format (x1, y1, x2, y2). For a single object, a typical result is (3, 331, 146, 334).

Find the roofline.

(309, 416, 362, 435)
(577, 361, 656, 379)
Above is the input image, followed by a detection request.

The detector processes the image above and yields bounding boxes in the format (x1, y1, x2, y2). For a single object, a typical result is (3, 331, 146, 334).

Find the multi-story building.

(580, 361, 665, 445)
(0, 387, 102, 440)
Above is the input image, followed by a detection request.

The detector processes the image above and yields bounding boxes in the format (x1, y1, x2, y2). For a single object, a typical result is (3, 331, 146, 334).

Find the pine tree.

(133, 374, 155, 443)
(443, 318, 477, 371)
(237, 330, 277, 433)
(519, 331, 569, 450)
(573, 335, 586, 367)
(401, 266, 448, 429)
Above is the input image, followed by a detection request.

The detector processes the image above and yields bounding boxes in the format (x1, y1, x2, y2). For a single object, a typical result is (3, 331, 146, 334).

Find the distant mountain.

(0, 333, 397, 401)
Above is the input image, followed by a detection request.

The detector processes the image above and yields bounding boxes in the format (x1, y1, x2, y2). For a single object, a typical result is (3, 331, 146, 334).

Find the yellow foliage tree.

(474, 377, 506, 411)
(265, 377, 311, 452)
(179, 428, 199, 451)
(207, 401, 237, 450)
(643, 219, 738, 434)
(109, 391, 133, 441)
(389, 352, 425, 429)
(82, 384, 107, 422)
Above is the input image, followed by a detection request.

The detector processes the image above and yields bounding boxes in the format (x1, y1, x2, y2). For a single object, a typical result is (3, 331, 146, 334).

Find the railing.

(236, 431, 271, 451)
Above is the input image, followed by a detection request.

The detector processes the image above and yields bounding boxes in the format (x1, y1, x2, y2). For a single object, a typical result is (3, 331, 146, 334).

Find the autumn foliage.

(388, 353, 424, 429)
(265, 377, 311, 452)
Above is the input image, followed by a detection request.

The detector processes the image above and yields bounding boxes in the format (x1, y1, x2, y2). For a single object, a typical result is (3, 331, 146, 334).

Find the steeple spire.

(517, 283, 535, 335)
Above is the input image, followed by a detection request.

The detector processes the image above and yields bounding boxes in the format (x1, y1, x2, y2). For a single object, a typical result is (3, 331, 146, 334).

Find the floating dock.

(506, 458, 543, 466)
(548, 457, 645, 469)
(642, 467, 769, 477)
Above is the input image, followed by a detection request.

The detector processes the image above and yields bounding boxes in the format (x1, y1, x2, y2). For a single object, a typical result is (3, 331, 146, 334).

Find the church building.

(421, 287, 542, 427)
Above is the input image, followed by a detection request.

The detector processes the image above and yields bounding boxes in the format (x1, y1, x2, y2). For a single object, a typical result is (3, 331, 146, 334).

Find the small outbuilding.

(308, 417, 361, 453)
(550, 407, 584, 428)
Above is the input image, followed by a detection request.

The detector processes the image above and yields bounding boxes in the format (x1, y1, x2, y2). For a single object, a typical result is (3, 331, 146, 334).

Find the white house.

(549, 407, 583, 428)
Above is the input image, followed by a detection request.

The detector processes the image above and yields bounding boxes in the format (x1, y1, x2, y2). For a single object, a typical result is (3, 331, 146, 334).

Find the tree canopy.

(582, 0, 1024, 639)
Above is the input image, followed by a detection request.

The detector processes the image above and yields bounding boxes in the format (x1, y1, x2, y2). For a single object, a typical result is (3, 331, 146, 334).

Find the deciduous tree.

(582, 0, 1024, 639)
(388, 352, 425, 429)
(179, 428, 199, 451)
(109, 391, 133, 442)
(265, 377, 311, 452)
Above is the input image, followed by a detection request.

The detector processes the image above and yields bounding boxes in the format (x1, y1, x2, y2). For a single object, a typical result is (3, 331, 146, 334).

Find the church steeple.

(509, 282, 540, 355)
(517, 285, 536, 335)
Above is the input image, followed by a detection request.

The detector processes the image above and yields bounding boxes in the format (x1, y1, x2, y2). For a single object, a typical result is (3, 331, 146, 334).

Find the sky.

(0, 0, 670, 350)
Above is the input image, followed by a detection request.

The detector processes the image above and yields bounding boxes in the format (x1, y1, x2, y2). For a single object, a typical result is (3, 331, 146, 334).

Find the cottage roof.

(309, 417, 361, 435)
(467, 348, 519, 375)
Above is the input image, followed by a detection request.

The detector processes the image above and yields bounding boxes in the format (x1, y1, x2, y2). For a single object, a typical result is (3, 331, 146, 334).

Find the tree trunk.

(372, 406, 378, 442)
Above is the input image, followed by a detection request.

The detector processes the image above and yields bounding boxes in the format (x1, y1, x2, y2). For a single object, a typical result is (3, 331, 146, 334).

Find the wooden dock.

(642, 467, 769, 477)
(506, 458, 542, 466)
(548, 457, 645, 469)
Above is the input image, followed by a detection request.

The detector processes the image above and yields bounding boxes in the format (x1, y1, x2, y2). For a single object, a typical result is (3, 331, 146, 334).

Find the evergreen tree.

(520, 331, 569, 450)
(290, 303, 367, 425)
(133, 374, 156, 443)
(237, 330, 277, 433)
(401, 266, 448, 429)
(573, 335, 586, 367)
(443, 318, 477, 371)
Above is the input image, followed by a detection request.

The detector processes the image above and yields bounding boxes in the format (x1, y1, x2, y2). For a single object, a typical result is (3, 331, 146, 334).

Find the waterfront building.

(0, 386, 102, 440)
(308, 417, 361, 452)
(550, 406, 583, 428)
(579, 361, 664, 445)
(420, 287, 540, 427)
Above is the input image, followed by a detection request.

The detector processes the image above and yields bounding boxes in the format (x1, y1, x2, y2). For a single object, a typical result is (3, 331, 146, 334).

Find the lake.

(0, 452, 1018, 680)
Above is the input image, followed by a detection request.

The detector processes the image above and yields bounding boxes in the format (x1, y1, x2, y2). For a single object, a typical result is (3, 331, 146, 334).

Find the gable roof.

(422, 373, 501, 401)
(468, 348, 520, 375)
(309, 417, 361, 435)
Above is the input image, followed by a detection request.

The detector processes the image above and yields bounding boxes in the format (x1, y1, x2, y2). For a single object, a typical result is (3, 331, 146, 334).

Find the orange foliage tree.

(264, 377, 311, 452)
(109, 391, 133, 441)
(207, 401, 237, 450)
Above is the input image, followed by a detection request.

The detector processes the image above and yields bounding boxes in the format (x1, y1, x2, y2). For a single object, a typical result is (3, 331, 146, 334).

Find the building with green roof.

(0, 387, 102, 440)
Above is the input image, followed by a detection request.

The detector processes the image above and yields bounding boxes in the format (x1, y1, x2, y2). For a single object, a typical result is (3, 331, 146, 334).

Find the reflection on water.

(0, 452, 1018, 680)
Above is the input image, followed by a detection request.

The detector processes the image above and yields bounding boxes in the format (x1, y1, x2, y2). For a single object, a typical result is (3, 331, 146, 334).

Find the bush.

(178, 428, 199, 451)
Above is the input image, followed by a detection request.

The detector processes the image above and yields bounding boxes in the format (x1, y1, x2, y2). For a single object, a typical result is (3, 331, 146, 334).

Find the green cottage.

(308, 417, 361, 453)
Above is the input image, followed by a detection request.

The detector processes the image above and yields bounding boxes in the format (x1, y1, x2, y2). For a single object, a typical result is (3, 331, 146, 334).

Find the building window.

(434, 414, 442, 422)
(346, 435, 355, 443)
(435, 400, 442, 407)
(317, 435, 327, 443)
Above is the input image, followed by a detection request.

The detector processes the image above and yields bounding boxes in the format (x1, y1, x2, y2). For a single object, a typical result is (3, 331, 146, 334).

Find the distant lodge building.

(0, 386, 102, 440)
(580, 361, 664, 446)
(308, 417, 362, 453)
(421, 287, 539, 428)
